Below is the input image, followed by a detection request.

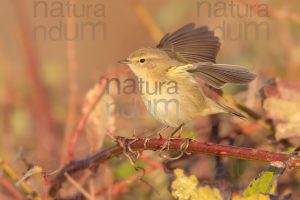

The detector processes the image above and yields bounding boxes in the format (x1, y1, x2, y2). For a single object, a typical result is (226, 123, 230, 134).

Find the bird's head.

(119, 47, 178, 78)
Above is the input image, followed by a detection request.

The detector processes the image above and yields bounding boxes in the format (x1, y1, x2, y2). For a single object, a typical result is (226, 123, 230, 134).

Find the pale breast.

(140, 76, 211, 127)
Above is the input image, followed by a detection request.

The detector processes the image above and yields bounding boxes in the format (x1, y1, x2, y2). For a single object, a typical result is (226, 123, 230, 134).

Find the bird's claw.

(159, 138, 192, 160)
(117, 136, 140, 166)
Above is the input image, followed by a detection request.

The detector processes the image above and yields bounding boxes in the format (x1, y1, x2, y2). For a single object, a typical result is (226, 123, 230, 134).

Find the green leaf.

(243, 163, 284, 197)
(233, 194, 270, 200)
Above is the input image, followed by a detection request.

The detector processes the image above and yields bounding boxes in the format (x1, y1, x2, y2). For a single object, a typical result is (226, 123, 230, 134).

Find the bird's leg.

(157, 125, 170, 139)
(158, 123, 185, 158)
(169, 123, 185, 138)
(178, 125, 184, 138)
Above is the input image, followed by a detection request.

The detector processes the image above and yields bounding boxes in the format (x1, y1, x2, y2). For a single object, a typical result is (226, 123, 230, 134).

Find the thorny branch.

(49, 136, 300, 198)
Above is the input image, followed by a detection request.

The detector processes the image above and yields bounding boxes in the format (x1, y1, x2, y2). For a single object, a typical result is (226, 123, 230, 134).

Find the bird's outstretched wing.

(157, 23, 220, 63)
(188, 62, 257, 89)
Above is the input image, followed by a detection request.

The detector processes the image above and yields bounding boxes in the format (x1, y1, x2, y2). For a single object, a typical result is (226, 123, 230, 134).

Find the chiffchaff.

(119, 23, 256, 132)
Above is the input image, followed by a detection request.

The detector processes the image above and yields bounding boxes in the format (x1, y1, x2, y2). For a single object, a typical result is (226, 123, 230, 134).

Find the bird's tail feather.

(216, 102, 247, 119)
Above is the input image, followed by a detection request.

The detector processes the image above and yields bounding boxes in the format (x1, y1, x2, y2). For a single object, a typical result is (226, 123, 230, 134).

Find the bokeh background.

(1, 0, 300, 199)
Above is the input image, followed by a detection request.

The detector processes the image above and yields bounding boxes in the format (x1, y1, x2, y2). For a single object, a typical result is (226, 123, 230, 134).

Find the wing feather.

(188, 62, 256, 89)
(157, 23, 220, 63)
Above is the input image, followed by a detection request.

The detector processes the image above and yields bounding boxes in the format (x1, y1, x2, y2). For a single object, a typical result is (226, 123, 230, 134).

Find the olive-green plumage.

(120, 24, 256, 128)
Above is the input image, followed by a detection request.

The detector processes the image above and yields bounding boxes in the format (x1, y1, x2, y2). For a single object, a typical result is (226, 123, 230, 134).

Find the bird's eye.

(139, 59, 146, 63)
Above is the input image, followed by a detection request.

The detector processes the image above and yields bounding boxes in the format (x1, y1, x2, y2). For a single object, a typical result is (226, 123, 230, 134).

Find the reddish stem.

(12, 0, 54, 136)
(50, 136, 300, 197)
(0, 178, 25, 200)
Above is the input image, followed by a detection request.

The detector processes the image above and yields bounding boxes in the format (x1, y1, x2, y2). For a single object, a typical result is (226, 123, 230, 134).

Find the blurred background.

(1, 0, 300, 199)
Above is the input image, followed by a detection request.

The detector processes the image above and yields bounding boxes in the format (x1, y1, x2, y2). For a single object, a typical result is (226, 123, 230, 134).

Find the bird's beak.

(118, 59, 130, 64)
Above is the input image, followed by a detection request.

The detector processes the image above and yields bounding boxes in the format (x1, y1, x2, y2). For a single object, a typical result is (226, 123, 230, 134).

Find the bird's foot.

(117, 136, 140, 166)
(159, 137, 192, 160)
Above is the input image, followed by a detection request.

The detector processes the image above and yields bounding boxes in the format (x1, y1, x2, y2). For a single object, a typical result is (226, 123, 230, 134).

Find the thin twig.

(0, 159, 42, 200)
(61, 0, 79, 166)
(0, 41, 17, 135)
(64, 173, 91, 199)
(95, 156, 162, 197)
(0, 178, 25, 200)
(11, 0, 54, 136)
(49, 136, 300, 198)
(95, 166, 155, 196)
(51, 145, 122, 197)
(11, 0, 56, 163)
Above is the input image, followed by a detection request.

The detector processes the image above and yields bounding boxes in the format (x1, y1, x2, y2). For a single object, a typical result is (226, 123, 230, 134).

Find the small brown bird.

(119, 23, 256, 134)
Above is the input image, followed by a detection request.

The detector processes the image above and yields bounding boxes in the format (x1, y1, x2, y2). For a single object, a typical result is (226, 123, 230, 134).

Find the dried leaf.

(261, 79, 300, 140)
(83, 83, 116, 152)
(263, 98, 300, 122)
